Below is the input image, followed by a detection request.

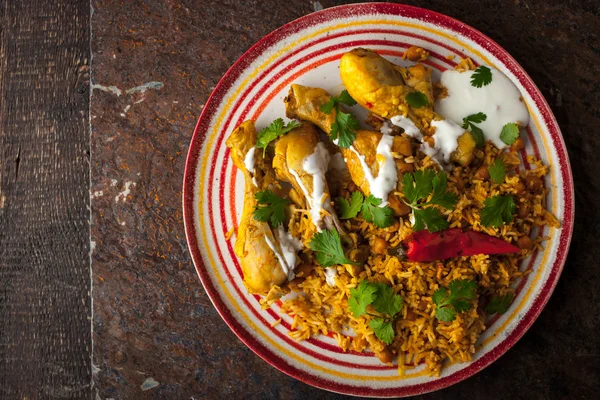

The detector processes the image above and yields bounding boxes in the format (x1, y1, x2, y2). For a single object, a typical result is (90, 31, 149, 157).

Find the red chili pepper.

(404, 228, 520, 262)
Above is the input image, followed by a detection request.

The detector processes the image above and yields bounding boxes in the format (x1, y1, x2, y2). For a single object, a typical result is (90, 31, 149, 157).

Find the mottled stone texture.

(91, 0, 599, 398)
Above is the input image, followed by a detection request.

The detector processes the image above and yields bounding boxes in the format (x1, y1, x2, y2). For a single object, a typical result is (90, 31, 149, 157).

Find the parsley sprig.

(309, 229, 357, 267)
(486, 293, 514, 315)
(320, 90, 359, 148)
(402, 170, 458, 232)
(349, 280, 404, 344)
(462, 112, 487, 148)
(500, 123, 520, 145)
(336, 192, 395, 228)
(480, 195, 516, 228)
(405, 91, 429, 108)
(253, 190, 290, 228)
(256, 118, 301, 156)
(470, 65, 493, 88)
(488, 158, 506, 184)
(433, 279, 477, 322)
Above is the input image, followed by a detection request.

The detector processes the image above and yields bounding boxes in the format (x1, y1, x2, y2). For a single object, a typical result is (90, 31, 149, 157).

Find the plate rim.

(182, 2, 575, 397)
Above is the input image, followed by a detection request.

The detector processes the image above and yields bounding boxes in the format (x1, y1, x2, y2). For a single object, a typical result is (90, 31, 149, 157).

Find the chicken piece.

(285, 85, 413, 216)
(340, 48, 475, 166)
(273, 122, 344, 233)
(340, 131, 412, 216)
(285, 84, 336, 134)
(225, 120, 288, 295)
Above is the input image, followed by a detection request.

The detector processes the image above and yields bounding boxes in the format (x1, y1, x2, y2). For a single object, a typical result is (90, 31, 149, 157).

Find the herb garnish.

(405, 91, 429, 108)
(320, 90, 359, 148)
(432, 279, 477, 322)
(470, 65, 493, 88)
(486, 293, 514, 315)
(252, 190, 289, 228)
(480, 195, 516, 228)
(349, 280, 404, 344)
(402, 170, 458, 232)
(337, 191, 364, 219)
(361, 195, 395, 228)
(462, 112, 487, 148)
(488, 158, 506, 184)
(336, 192, 395, 228)
(256, 118, 301, 156)
(500, 122, 520, 145)
(309, 229, 357, 267)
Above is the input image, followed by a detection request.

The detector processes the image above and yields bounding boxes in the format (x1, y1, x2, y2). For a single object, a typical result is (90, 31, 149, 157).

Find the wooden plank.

(0, 0, 91, 398)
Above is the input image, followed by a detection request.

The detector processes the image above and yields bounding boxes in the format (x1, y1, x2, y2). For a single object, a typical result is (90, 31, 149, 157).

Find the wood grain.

(0, 1, 91, 398)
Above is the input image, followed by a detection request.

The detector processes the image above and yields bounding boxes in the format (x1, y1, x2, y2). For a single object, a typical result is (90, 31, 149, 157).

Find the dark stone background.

(90, 0, 599, 398)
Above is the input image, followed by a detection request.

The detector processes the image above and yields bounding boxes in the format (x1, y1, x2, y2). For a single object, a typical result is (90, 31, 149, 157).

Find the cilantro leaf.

(253, 190, 289, 228)
(469, 124, 485, 148)
(413, 207, 448, 233)
(309, 229, 357, 267)
(321, 90, 359, 148)
(348, 280, 378, 317)
(337, 191, 364, 219)
(463, 112, 487, 124)
(337, 90, 357, 106)
(434, 305, 456, 322)
(429, 172, 458, 209)
(371, 283, 403, 317)
(470, 65, 493, 88)
(405, 91, 429, 108)
(403, 170, 455, 233)
(500, 123, 520, 145)
(480, 195, 516, 228)
(361, 195, 395, 228)
(486, 293, 514, 315)
(369, 319, 395, 345)
(488, 158, 506, 184)
(256, 118, 301, 156)
(320, 98, 336, 114)
(462, 113, 487, 148)
(331, 111, 360, 148)
(448, 278, 478, 299)
(402, 169, 436, 204)
(433, 279, 477, 322)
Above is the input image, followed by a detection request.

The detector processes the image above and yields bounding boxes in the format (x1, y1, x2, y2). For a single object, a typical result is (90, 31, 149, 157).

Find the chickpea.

(525, 175, 543, 192)
(347, 181, 358, 192)
(372, 237, 388, 255)
(295, 263, 314, 277)
(404, 45, 429, 61)
(406, 309, 418, 321)
(514, 181, 526, 195)
(475, 165, 490, 180)
(517, 236, 533, 250)
(376, 346, 395, 364)
(518, 203, 531, 219)
(396, 161, 415, 173)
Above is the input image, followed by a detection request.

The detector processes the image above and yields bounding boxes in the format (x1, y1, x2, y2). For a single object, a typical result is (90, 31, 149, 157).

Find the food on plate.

(225, 47, 560, 375)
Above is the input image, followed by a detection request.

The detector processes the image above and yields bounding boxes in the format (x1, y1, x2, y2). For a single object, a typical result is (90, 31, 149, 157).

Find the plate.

(183, 3, 574, 397)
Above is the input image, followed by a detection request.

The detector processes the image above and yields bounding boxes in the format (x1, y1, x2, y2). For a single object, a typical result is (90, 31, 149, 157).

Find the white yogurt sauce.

(324, 267, 337, 287)
(243, 147, 258, 187)
(426, 119, 466, 169)
(435, 68, 530, 148)
(389, 115, 423, 140)
(348, 133, 397, 206)
(290, 142, 331, 230)
(264, 227, 303, 281)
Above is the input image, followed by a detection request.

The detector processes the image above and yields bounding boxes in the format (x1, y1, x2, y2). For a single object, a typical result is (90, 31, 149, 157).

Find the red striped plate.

(183, 3, 574, 397)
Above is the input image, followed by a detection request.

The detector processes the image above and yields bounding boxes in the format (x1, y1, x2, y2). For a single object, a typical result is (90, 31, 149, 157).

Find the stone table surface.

(90, 0, 599, 399)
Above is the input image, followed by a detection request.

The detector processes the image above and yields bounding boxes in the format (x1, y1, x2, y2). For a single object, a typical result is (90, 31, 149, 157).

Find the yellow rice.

(267, 141, 559, 376)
